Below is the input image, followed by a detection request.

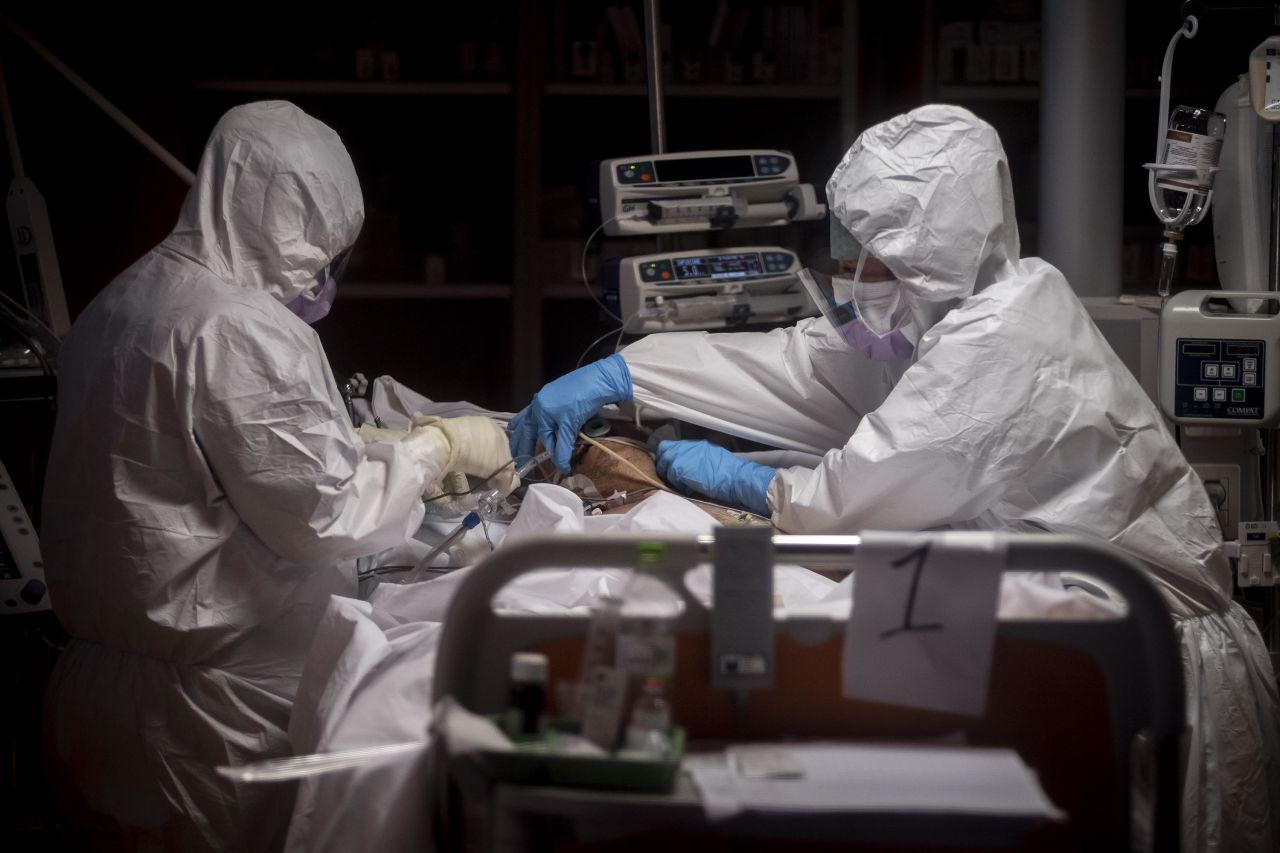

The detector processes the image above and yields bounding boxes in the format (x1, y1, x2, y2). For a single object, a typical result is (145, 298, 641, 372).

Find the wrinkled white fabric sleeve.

(768, 333, 1027, 533)
(193, 314, 438, 565)
(621, 317, 901, 455)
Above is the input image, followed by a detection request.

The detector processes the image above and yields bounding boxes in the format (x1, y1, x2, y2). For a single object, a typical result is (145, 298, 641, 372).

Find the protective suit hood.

(827, 104, 1019, 319)
(165, 100, 364, 305)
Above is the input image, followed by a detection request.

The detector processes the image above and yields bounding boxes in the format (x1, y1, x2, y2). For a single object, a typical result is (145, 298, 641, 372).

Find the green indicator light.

(635, 541, 665, 566)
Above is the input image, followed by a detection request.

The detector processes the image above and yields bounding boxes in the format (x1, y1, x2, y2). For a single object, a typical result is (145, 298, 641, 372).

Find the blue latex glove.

(655, 440, 775, 517)
(508, 354, 633, 473)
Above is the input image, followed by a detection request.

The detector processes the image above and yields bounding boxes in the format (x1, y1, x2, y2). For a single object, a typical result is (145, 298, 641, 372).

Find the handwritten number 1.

(879, 543, 944, 639)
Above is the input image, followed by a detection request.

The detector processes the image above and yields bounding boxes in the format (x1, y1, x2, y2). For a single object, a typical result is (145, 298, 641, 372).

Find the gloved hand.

(508, 354, 633, 473)
(365, 416, 518, 496)
(655, 440, 775, 517)
(417, 415, 517, 494)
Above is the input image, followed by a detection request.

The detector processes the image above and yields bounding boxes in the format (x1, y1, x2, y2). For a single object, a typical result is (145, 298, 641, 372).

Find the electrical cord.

(575, 311, 640, 369)
(0, 305, 54, 377)
(578, 213, 646, 323)
(0, 289, 58, 342)
(580, 215, 624, 322)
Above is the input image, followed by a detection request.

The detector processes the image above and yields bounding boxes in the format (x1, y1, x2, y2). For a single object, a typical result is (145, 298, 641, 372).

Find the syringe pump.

(602, 246, 815, 333)
(594, 150, 826, 236)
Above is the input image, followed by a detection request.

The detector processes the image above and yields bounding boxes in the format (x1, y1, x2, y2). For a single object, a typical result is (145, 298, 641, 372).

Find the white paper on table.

(684, 743, 1064, 823)
(432, 696, 514, 756)
(841, 531, 1005, 716)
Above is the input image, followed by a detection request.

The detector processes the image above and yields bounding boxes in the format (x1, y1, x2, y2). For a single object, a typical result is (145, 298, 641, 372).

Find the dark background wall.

(0, 0, 1269, 510)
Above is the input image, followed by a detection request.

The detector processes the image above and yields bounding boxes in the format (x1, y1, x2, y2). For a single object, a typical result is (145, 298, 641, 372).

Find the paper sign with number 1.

(841, 531, 1006, 716)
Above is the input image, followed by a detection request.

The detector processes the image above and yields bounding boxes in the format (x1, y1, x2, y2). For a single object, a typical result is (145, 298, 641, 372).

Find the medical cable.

(0, 305, 54, 377)
(377, 435, 769, 583)
(0, 289, 59, 341)
(578, 432, 667, 491)
(579, 213, 645, 323)
(421, 455, 552, 521)
(357, 563, 457, 580)
(422, 458, 518, 505)
(576, 432, 771, 524)
(409, 450, 553, 578)
(357, 563, 413, 579)
(575, 310, 641, 369)
(580, 215, 625, 322)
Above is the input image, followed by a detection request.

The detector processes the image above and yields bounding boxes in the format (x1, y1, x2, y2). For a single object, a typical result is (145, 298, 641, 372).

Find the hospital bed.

(431, 530, 1184, 852)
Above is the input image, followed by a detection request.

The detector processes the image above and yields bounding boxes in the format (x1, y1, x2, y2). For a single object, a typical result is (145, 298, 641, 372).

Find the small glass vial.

(505, 652, 548, 738)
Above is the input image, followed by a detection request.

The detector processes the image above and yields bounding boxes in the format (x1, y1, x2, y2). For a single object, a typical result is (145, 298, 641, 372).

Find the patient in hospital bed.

(278, 378, 1120, 852)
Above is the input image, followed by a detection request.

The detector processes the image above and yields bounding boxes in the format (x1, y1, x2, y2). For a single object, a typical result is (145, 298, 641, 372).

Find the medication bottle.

(505, 652, 548, 738)
(1157, 105, 1226, 229)
(624, 677, 671, 758)
(574, 595, 622, 721)
(577, 597, 628, 749)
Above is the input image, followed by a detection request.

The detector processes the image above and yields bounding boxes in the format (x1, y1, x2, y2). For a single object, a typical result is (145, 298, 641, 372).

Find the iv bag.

(1156, 105, 1226, 230)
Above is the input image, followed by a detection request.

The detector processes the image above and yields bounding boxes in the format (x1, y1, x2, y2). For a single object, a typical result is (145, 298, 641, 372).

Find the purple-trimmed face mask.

(798, 264, 917, 362)
(286, 249, 350, 325)
(837, 317, 916, 360)
(286, 272, 336, 324)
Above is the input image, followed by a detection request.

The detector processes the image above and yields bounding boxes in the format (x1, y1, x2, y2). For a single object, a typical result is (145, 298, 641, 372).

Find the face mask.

(837, 318, 916, 361)
(845, 248, 911, 337)
(286, 272, 337, 324)
(286, 249, 350, 325)
(799, 262, 917, 362)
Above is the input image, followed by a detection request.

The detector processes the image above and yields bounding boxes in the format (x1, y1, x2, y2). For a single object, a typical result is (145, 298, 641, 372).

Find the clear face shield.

(798, 247, 917, 361)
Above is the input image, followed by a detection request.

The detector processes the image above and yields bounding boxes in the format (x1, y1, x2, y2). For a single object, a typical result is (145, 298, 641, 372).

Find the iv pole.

(643, 0, 667, 155)
(644, 0, 670, 257)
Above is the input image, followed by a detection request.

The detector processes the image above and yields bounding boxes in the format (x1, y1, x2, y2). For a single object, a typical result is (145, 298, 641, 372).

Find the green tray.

(478, 724, 685, 794)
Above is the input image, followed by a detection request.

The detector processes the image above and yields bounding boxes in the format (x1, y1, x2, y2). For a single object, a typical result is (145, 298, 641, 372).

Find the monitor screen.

(673, 253, 764, 280)
(654, 155, 756, 182)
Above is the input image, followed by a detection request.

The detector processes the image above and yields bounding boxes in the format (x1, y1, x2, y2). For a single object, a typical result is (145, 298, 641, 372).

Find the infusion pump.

(602, 246, 815, 333)
(594, 150, 825, 236)
(1159, 290, 1280, 427)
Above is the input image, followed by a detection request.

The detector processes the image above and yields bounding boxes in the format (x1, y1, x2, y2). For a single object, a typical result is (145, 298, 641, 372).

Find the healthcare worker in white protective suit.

(512, 105, 1279, 852)
(41, 101, 512, 852)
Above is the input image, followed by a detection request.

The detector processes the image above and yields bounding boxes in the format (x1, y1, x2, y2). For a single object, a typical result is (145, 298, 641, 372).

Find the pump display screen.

(654, 155, 756, 183)
(673, 253, 764, 280)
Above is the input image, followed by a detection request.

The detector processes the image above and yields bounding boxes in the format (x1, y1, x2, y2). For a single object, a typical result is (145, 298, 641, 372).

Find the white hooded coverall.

(623, 105, 1279, 852)
(42, 101, 446, 851)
